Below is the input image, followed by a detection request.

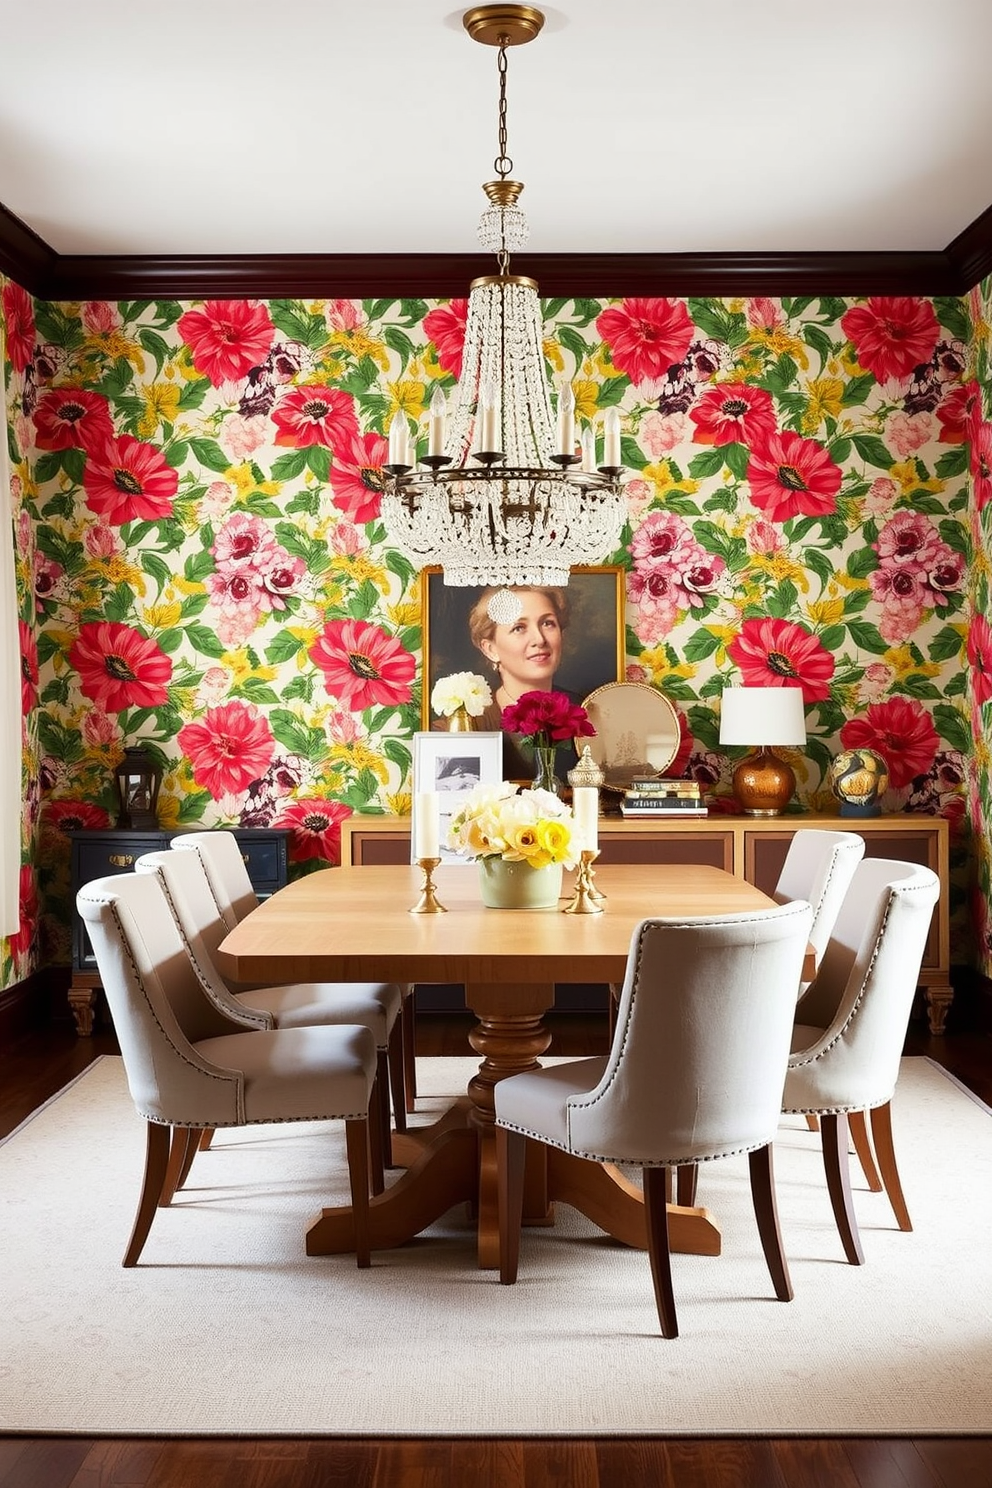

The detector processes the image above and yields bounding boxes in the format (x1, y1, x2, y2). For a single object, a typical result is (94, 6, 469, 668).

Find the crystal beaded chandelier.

(381, 3, 627, 588)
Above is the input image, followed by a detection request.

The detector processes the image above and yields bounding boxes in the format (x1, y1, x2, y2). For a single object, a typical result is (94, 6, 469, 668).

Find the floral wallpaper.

(1, 275, 988, 993)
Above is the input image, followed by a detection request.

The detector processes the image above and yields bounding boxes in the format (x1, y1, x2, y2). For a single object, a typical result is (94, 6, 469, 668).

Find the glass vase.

(532, 744, 561, 796)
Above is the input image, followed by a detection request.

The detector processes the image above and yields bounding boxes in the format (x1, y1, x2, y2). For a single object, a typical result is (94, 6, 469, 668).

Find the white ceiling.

(2, 0, 991, 260)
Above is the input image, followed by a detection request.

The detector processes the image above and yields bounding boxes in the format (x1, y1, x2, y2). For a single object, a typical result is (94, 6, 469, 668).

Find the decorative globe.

(828, 748, 889, 816)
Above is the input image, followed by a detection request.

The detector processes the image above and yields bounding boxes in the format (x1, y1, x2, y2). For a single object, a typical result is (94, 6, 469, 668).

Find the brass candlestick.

(583, 848, 605, 902)
(562, 850, 603, 915)
(409, 857, 447, 914)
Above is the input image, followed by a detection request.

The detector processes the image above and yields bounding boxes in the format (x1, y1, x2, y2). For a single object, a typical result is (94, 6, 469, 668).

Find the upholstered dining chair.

(782, 857, 940, 1265)
(772, 828, 865, 999)
(169, 829, 414, 1128)
(495, 899, 814, 1338)
(76, 871, 381, 1267)
(134, 847, 403, 1170)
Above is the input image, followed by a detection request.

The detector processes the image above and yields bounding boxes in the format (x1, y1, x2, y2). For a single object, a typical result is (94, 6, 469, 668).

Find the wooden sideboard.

(339, 811, 952, 1033)
(67, 827, 291, 1035)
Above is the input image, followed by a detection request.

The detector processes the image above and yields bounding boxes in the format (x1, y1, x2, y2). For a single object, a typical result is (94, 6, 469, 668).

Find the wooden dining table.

(217, 860, 810, 1268)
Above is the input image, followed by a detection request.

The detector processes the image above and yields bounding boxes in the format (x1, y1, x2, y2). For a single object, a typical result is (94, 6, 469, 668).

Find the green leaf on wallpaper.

(32, 301, 84, 350)
(805, 736, 834, 776)
(935, 445, 969, 478)
(690, 520, 745, 565)
(783, 297, 816, 318)
(901, 674, 942, 700)
(384, 326, 416, 366)
(271, 710, 324, 759)
(63, 448, 87, 485)
(348, 579, 380, 619)
(687, 300, 741, 345)
(557, 325, 589, 363)
(596, 377, 628, 409)
(762, 580, 798, 618)
(184, 624, 226, 659)
(722, 442, 750, 481)
(827, 436, 852, 463)
(851, 434, 894, 468)
(933, 702, 971, 752)
(804, 548, 836, 587)
(280, 674, 315, 704)
(41, 677, 71, 708)
(138, 329, 171, 374)
(570, 298, 601, 327)
(399, 627, 422, 655)
(934, 297, 970, 341)
(142, 551, 172, 588)
(175, 789, 213, 824)
(802, 323, 835, 363)
(938, 518, 970, 555)
(619, 435, 642, 469)
(184, 550, 216, 583)
(846, 618, 888, 654)
(385, 549, 419, 589)
(187, 437, 232, 473)
(817, 624, 847, 653)
(684, 628, 723, 661)
(759, 354, 799, 394)
(305, 446, 332, 482)
(382, 737, 413, 772)
(368, 299, 398, 321)
(270, 449, 309, 481)
(846, 545, 878, 579)
(150, 300, 184, 328)
(266, 630, 308, 664)
(359, 394, 391, 427)
(903, 491, 945, 514)
(397, 300, 428, 326)
(686, 703, 720, 750)
(929, 625, 965, 661)
(840, 374, 875, 408)
(237, 679, 281, 706)
(33, 451, 65, 484)
(542, 299, 569, 320)
(818, 297, 847, 321)
(942, 674, 967, 697)
(270, 300, 315, 344)
(38, 717, 85, 764)
(164, 440, 188, 469)
(154, 627, 186, 654)
(36, 633, 64, 665)
(177, 378, 211, 412)
(98, 583, 131, 624)
(688, 449, 725, 478)
(39, 491, 78, 523)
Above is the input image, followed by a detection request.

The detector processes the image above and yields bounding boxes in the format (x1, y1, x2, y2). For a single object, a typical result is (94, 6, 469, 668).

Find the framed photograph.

(411, 730, 503, 864)
(421, 565, 626, 731)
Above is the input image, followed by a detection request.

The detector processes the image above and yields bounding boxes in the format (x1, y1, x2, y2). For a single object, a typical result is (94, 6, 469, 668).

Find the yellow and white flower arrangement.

(430, 670, 493, 719)
(445, 782, 579, 868)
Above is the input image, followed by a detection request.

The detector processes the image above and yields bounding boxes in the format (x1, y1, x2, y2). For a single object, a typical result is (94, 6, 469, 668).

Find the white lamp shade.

(719, 686, 806, 746)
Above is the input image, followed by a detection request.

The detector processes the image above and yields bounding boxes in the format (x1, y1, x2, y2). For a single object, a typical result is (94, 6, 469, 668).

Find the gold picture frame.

(421, 565, 626, 731)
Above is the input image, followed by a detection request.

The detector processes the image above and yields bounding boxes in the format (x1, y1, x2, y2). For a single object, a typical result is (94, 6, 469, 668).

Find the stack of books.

(620, 777, 708, 818)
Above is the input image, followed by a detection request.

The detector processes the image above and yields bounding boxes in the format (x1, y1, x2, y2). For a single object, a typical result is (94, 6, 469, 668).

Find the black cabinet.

(67, 828, 290, 1034)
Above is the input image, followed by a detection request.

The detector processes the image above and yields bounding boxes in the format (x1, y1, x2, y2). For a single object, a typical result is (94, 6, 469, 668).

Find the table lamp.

(719, 686, 806, 816)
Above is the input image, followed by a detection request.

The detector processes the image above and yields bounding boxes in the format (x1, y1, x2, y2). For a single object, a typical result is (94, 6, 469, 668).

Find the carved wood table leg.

(68, 984, 98, 1036)
(925, 983, 954, 1035)
(545, 1151, 722, 1256)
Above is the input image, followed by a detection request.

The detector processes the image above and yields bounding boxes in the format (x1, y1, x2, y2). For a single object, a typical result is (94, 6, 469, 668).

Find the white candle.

(428, 386, 447, 458)
(415, 792, 439, 859)
(581, 426, 597, 472)
(479, 381, 499, 453)
(388, 410, 409, 467)
(603, 407, 621, 468)
(571, 787, 598, 853)
(557, 382, 575, 457)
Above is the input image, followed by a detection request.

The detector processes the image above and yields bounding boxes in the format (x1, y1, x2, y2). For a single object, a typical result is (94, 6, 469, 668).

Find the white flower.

(445, 782, 578, 867)
(430, 671, 493, 718)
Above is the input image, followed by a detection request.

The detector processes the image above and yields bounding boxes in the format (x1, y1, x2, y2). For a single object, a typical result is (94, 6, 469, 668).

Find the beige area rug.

(1, 1055, 990, 1437)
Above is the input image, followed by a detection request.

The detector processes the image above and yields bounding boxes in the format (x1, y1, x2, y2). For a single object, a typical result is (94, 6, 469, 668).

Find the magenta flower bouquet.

(501, 690, 595, 793)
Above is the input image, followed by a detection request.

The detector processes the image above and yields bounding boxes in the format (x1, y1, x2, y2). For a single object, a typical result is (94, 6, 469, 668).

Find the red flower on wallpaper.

(33, 387, 114, 451)
(177, 701, 276, 799)
(271, 385, 360, 450)
(329, 429, 389, 524)
(82, 433, 179, 524)
(69, 621, 173, 713)
(177, 300, 276, 386)
(7, 865, 38, 964)
(1, 282, 35, 373)
(968, 613, 992, 708)
(969, 419, 992, 512)
(18, 619, 38, 715)
(689, 382, 777, 446)
(727, 616, 835, 703)
(272, 797, 353, 864)
(840, 297, 940, 383)
(840, 697, 940, 790)
(746, 430, 842, 524)
(936, 379, 981, 444)
(43, 799, 113, 834)
(423, 299, 468, 379)
(595, 298, 695, 392)
(309, 618, 416, 711)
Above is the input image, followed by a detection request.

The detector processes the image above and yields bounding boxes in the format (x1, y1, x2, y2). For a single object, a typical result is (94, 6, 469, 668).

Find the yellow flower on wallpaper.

(643, 460, 700, 500)
(638, 647, 696, 684)
(805, 596, 846, 628)
(801, 377, 845, 432)
(387, 379, 426, 422)
(330, 327, 389, 371)
(750, 326, 810, 368)
(329, 741, 389, 784)
(143, 601, 183, 630)
(748, 552, 809, 589)
(543, 339, 565, 373)
(883, 645, 941, 680)
(571, 379, 600, 423)
(388, 599, 422, 629)
(386, 792, 412, 817)
(138, 382, 182, 437)
(328, 554, 390, 592)
(891, 459, 944, 496)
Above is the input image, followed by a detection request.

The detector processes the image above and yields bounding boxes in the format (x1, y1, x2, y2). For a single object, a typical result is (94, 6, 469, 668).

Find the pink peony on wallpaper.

(1, 277, 990, 989)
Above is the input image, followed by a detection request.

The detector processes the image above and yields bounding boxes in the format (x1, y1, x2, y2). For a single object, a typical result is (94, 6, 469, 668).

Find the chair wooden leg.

(820, 1112, 865, 1265)
(748, 1143, 793, 1302)
(402, 989, 417, 1111)
(376, 1050, 394, 1169)
(848, 1108, 882, 1192)
(497, 1127, 526, 1284)
(676, 1164, 698, 1208)
(344, 1118, 371, 1268)
(643, 1167, 678, 1337)
(367, 1077, 385, 1197)
(869, 1101, 912, 1231)
(805, 1113, 819, 1131)
(387, 1019, 407, 1135)
(160, 1127, 204, 1206)
(198, 1128, 214, 1150)
(123, 1121, 171, 1267)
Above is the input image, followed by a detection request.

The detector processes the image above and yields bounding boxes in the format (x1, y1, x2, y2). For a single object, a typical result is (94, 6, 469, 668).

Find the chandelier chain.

(494, 39, 513, 179)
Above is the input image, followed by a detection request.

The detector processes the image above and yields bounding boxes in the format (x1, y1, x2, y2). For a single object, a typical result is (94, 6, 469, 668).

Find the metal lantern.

(114, 745, 162, 830)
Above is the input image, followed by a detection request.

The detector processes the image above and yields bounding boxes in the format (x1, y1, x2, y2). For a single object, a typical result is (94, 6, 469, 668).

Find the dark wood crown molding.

(1, 198, 990, 303)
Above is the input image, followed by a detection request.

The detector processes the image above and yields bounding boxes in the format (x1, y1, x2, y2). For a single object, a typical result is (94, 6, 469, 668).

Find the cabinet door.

(597, 828, 734, 872)
(229, 830, 288, 898)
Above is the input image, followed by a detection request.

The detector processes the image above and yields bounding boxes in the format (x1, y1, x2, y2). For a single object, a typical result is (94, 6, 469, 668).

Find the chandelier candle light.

(719, 685, 807, 817)
(380, 4, 627, 587)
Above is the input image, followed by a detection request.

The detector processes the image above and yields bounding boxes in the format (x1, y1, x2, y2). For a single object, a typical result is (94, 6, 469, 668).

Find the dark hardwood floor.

(2, 1002, 991, 1488)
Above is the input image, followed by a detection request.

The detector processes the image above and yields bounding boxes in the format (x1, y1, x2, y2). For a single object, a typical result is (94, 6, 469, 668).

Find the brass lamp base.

(732, 748, 796, 817)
